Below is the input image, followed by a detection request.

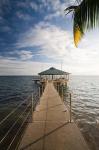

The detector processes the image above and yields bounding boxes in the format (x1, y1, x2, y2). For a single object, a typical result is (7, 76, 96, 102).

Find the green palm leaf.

(65, 0, 99, 47)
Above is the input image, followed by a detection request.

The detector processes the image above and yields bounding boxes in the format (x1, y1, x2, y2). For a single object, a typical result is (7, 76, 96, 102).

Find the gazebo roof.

(38, 67, 69, 75)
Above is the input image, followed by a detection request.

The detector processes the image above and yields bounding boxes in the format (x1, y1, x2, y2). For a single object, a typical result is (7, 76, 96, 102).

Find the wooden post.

(69, 93, 72, 123)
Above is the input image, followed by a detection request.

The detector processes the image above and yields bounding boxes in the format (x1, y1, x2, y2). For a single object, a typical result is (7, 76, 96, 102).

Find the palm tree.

(65, 0, 99, 47)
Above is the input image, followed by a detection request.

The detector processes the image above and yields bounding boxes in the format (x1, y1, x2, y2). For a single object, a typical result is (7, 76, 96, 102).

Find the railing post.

(38, 87, 41, 104)
(58, 84, 59, 94)
(42, 84, 43, 95)
(69, 93, 72, 123)
(32, 93, 33, 122)
(56, 84, 57, 91)
(62, 85, 64, 101)
(39, 87, 41, 98)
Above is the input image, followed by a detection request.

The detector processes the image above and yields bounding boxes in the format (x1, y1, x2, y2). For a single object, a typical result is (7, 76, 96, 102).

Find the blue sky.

(0, 0, 99, 75)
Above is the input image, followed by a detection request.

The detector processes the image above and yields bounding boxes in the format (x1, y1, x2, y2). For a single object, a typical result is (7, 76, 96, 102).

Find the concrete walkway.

(18, 82, 89, 150)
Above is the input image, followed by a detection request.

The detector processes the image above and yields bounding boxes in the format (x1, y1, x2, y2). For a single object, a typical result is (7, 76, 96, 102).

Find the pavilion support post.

(52, 75, 53, 80)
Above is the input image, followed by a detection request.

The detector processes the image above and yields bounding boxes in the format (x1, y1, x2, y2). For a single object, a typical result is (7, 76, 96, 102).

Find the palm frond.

(65, 0, 99, 47)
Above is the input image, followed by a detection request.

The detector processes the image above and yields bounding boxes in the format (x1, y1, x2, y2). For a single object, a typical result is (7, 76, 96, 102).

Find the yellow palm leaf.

(74, 26, 82, 47)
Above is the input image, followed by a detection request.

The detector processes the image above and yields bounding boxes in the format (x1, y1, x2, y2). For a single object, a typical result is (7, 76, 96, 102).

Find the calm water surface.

(69, 76, 99, 150)
(0, 76, 33, 102)
(0, 76, 99, 150)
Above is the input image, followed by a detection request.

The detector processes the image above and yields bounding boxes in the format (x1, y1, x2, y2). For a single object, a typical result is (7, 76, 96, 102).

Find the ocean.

(69, 76, 99, 150)
(0, 76, 40, 150)
(0, 76, 99, 150)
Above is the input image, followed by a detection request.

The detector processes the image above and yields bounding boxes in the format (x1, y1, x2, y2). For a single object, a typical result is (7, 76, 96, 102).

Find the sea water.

(0, 76, 99, 150)
(69, 76, 99, 150)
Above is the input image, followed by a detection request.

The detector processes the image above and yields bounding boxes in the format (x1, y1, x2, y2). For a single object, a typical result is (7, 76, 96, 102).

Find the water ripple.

(69, 76, 99, 150)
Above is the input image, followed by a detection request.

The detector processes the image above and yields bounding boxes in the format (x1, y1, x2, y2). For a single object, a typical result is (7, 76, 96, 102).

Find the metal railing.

(0, 95, 31, 126)
(0, 102, 31, 145)
(0, 88, 40, 150)
(7, 111, 31, 150)
(54, 83, 72, 123)
(64, 92, 72, 123)
(0, 95, 26, 103)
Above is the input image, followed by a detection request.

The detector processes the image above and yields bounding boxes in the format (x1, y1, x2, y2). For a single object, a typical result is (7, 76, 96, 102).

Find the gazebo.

(38, 67, 70, 81)
(38, 67, 70, 96)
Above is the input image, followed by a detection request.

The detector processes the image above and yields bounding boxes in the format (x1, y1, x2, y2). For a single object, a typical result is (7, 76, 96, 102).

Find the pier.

(18, 78, 89, 150)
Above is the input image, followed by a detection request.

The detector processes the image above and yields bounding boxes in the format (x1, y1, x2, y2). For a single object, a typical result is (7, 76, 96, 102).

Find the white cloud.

(44, 11, 61, 21)
(0, 56, 60, 75)
(1, 0, 99, 75)
(17, 22, 73, 61)
(17, 1, 39, 11)
(9, 50, 34, 61)
(1, 52, 99, 75)
(16, 0, 75, 21)
(18, 50, 33, 60)
(44, 0, 76, 20)
(15, 20, 99, 75)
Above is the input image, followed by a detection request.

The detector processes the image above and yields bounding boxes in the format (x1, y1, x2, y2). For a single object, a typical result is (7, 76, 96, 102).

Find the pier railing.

(0, 90, 40, 150)
(63, 92, 72, 123)
(54, 83, 72, 123)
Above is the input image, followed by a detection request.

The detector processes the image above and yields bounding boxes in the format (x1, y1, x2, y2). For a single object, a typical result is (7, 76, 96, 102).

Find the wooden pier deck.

(18, 82, 89, 150)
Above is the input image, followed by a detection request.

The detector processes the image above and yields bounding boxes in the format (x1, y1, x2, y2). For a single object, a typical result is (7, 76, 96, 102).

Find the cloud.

(30, 2, 39, 11)
(9, 50, 34, 61)
(1, 0, 99, 75)
(44, 0, 75, 20)
(15, 20, 99, 75)
(0, 52, 99, 75)
(17, 50, 33, 60)
(0, 56, 59, 75)
(17, 1, 39, 12)
(44, 11, 62, 21)
(16, 12, 32, 20)
(16, 22, 73, 61)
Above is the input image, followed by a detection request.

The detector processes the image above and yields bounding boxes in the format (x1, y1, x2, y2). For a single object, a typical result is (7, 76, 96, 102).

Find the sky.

(0, 0, 99, 75)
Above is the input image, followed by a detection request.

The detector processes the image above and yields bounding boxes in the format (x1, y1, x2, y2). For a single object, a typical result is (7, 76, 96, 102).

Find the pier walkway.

(18, 82, 89, 150)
